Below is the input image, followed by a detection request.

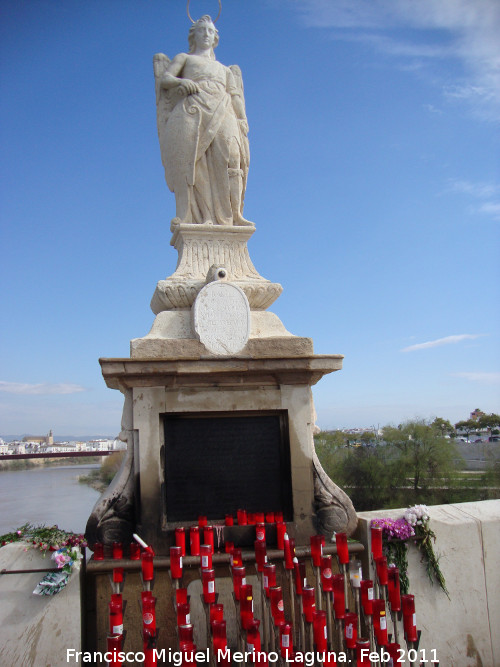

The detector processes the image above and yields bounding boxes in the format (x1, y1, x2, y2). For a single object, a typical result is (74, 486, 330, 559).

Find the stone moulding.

(99, 355, 344, 391)
(150, 223, 282, 313)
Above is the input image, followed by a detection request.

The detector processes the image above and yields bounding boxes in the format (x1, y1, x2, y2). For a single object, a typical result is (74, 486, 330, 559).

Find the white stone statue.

(154, 15, 252, 227)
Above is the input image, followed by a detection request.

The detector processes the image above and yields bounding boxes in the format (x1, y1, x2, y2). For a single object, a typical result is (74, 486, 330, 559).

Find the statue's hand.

(178, 79, 199, 96)
(238, 119, 249, 136)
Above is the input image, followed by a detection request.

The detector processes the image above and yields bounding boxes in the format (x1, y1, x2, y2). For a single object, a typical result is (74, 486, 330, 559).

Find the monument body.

(86, 14, 356, 554)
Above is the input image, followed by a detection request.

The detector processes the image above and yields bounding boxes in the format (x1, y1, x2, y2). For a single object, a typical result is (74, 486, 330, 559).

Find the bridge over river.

(0, 451, 114, 460)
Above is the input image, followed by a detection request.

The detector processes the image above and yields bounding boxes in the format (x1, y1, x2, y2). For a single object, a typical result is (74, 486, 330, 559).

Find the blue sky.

(1, 0, 499, 435)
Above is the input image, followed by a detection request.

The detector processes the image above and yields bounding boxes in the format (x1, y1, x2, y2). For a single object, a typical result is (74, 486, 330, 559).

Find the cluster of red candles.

(93, 537, 159, 666)
(92, 519, 423, 666)
(368, 525, 420, 654)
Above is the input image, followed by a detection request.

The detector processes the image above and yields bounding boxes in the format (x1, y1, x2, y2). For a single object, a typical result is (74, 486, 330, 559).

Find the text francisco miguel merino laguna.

(66, 648, 397, 664)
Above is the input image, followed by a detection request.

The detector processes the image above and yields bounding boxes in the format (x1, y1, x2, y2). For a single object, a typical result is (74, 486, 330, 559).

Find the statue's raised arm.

(153, 15, 252, 227)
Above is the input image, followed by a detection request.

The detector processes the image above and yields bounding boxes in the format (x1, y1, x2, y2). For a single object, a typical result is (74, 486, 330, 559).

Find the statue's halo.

(187, 0, 222, 24)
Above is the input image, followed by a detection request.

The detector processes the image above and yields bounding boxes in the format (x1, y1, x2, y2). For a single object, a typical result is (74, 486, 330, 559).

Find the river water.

(0, 465, 101, 536)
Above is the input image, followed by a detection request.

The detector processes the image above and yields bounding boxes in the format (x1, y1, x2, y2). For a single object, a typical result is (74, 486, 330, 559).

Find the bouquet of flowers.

(371, 505, 448, 597)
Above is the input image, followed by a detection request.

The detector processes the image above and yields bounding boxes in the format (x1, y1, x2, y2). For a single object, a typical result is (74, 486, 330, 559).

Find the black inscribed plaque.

(164, 412, 292, 523)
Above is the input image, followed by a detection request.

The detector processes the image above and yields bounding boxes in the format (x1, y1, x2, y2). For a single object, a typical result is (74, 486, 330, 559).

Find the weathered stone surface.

(312, 451, 357, 536)
(85, 390, 135, 546)
(0, 544, 81, 666)
(193, 281, 250, 355)
(150, 224, 282, 313)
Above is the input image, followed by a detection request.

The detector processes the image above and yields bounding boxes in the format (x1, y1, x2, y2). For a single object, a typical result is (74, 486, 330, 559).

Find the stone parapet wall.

(355, 499, 500, 667)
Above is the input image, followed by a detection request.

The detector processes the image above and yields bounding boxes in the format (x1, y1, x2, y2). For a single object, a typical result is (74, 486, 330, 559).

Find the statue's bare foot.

(234, 216, 254, 226)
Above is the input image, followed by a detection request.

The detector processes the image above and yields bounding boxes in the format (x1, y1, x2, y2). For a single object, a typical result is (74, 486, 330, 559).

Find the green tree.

(431, 417, 456, 438)
(455, 419, 478, 442)
(383, 420, 460, 495)
(478, 413, 500, 440)
(360, 431, 377, 445)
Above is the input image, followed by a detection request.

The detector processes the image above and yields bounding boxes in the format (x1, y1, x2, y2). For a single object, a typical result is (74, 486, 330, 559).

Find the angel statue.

(154, 14, 252, 227)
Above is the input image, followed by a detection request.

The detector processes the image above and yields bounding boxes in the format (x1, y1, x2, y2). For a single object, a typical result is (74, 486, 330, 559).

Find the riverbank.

(0, 456, 101, 472)
(78, 451, 125, 493)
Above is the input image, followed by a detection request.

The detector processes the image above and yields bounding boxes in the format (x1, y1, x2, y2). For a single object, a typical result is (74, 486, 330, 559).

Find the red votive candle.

(106, 635, 123, 666)
(141, 551, 154, 582)
(142, 595, 157, 634)
(265, 511, 275, 523)
(370, 525, 383, 560)
(283, 533, 294, 569)
(231, 548, 243, 568)
(332, 574, 345, 619)
(223, 513, 233, 527)
(109, 595, 123, 635)
(189, 526, 200, 556)
(310, 534, 325, 567)
(276, 522, 286, 549)
(93, 542, 104, 560)
(232, 565, 246, 600)
(175, 528, 186, 556)
(239, 584, 254, 629)
(254, 540, 267, 572)
(212, 620, 227, 654)
(201, 568, 215, 604)
(255, 512, 265, 524)
(112, 567, 124, 584)
(293, 558, 306, 595)
(200, 544, 213, 570)
(246, 619, 262, 653)
(178, 624, 194, 643)
(402, 594, 418, 642)
(387, 567, 401, 612)
(312, 610, 327, 652)
(375, 556, 389, 586)
(176, 587, 188, 605)
(129, 542, 140, 560)
(202, 568, 216, 604)
(170, 546, 183, 580)
(344, 612, 358, 649)
(247, 512, 256, 525)
(225, 540, 234, 554)
(198, 516, 208, 528)
(280, 623, 293, 658)
(263, 563, 276, 597)
(302, 586, 316, 623)
(269, 586, 285, 624)
(373, 599, 388, 646)
(320, 554, 334, 592)
(355, 639, 371, 667)
(335, 532, 349, 564)
(203, 526, 214, 551)
(177, 602, 190, 627)
(275, 511, 284, 522)
(387, 643, 401, 664)
(237, 509, 247, 525)
(255, 523, 266, 542)
(360, 580, 374, 616)
(210, 603, 224, 626)
(112, 542, 123, 560)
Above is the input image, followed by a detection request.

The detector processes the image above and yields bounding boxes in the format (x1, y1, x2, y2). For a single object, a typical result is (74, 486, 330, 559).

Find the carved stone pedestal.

(86, 228, 357, 552)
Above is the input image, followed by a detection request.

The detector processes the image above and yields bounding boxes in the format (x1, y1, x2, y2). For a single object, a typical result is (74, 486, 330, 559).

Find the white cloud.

(476, 202, 500, 220)
(446, 179, 500, 221)
(293, 0, 500, 119)
(451, 372, 500, 385)
(401, 334, 483, 352)
(0, 381, 86, 395)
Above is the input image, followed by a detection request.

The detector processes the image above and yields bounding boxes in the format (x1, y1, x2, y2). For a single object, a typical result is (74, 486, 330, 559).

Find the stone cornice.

(99, 355, 343, 390)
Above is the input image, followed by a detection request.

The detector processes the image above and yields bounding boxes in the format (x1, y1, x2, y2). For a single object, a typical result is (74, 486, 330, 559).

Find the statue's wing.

(229, 64, 250, 175)
(153, 53, 174, 171)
